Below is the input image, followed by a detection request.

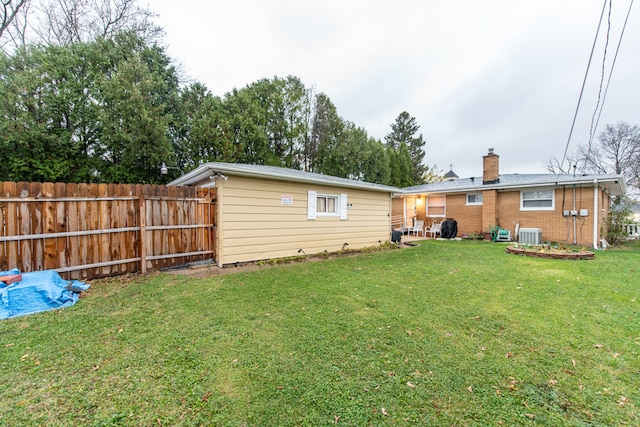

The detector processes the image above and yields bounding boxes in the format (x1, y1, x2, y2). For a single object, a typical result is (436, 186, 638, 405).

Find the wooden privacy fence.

(0, 182, 216, 280)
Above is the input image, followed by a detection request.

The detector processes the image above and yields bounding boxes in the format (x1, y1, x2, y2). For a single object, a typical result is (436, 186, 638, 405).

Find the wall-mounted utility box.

(579, 209, 588, 217)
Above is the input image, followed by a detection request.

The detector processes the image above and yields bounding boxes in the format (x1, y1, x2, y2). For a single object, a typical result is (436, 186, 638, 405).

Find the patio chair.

(412, 220, 425, 237)
(425, 221, 442, 238)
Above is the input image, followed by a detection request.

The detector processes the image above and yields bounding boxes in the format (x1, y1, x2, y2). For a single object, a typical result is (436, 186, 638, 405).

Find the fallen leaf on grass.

(201, 392, 212, 402)
(572, 359, 576, 368)
(381, 408, 388, 416)
(505, 352, 513, 358)
(548, 379, 558, 386)
(594, 344, 604, 349)
(618, 396, 627, 407)
(525, 413, 535, 419)
(406, 381, 415, 388)
(334, 415, 340, 424)
(467, 386, 473, 393)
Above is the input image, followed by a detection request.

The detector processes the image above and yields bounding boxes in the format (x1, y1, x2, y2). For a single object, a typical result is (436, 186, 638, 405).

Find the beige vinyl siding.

(217, 176, 391, 265)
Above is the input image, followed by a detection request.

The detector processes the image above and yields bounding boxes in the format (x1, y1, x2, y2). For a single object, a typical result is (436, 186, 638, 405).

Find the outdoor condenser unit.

(518, 228, 542, 245)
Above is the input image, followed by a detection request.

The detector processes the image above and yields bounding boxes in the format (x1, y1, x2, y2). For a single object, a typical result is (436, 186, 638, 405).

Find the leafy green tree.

(0, 42, 100, 182)
(360, 137, 391, 185)
(0, 32, 179, 183)
(237, 75, 310, 168)
(603, 205, 633, 246)
(385, 111, 427, 184)
(170, 82, 236, 176)
(387, 142, 413, 187)
(421, 165, 445, 184)
(311, 93, 344, 174)
(96, 47, 175, 183)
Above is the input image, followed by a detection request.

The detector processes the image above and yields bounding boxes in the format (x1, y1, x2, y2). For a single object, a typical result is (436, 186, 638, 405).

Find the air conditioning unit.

(519, 228, 542, 245)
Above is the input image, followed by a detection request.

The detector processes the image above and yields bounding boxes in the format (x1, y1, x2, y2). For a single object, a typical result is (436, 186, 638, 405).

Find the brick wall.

(445, 194, 483, 235)
(393, 185, 610, 246)
(495, 187, 599, 246)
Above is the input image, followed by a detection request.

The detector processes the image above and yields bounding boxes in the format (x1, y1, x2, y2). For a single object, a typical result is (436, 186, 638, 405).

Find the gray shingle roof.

(402, 173, 626, 196)
(169, 163, 626, 197)
(169, 162, 400, 193)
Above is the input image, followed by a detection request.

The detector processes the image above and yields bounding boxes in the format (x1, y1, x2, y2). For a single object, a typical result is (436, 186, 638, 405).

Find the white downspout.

(593, 179, 599, 249)
(573, 185, 577, 245)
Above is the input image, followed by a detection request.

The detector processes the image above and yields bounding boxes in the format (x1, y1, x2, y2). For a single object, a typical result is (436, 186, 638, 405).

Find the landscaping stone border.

(506, 246, 594, 260)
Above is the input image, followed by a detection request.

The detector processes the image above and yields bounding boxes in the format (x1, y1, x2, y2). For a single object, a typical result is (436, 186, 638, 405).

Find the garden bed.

(506, 245, 594, 260)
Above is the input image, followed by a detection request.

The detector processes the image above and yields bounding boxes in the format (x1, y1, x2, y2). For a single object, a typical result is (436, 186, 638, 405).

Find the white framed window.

(466, 193, 483, 206)
(427, 195, 446, 217)
(308, 191, 347, 220)
(316, 194, 338, 215)
(521, 189, 555, 211)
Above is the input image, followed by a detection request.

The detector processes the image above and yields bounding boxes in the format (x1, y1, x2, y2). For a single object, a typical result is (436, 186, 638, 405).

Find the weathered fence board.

(0, 182, 216, 280)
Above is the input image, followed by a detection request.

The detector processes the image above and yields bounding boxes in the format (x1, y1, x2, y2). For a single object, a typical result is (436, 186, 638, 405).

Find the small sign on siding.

(281, 195, 293, 205)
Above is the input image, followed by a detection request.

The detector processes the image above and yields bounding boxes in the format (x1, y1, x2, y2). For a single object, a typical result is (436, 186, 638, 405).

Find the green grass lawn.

(1, 240, 638, 426)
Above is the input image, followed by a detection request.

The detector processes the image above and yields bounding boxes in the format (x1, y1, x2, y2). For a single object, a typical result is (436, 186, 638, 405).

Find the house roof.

(444, 169, 459, 180)
(168, 162, 400, 193)
(401, 173, 627, 197)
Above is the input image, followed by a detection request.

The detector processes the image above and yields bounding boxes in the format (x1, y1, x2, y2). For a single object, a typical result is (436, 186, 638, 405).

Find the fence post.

(139, 194, 147, 274)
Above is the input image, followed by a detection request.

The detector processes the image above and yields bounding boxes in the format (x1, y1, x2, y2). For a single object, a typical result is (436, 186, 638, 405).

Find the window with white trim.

(466, 193, 483, 206)
(426, 195, 446, 217)
(521, 189, 554, 210)
(308, 191, 348, 219)
(316, 194, 338, 215)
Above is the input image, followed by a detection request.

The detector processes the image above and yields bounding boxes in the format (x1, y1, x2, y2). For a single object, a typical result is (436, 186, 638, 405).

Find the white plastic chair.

(425, 221, 442, 238)
(413, 220, 425, 237)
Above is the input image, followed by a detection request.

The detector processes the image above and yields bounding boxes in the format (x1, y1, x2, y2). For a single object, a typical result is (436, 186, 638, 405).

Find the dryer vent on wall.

(518, 228, 542, 245)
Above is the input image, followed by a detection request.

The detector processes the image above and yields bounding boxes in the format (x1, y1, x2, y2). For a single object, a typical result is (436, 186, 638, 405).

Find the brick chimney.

(483, 148, 500, 184)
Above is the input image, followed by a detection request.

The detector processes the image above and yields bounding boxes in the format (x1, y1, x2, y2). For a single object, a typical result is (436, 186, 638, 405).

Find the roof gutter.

(170, 164, 399, 193)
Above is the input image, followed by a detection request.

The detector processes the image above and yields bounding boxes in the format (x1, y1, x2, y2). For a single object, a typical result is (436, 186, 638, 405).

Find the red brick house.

(393, 149, 627, 248)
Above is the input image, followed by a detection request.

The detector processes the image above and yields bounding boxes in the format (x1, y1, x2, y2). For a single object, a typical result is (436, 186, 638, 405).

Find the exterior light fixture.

(160, 162, 169, 175)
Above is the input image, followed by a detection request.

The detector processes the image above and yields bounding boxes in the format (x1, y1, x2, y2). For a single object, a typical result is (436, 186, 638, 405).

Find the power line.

(585, 0, 635, 171)
(560, 0, 609, 173)
(583, 0, 613, 172)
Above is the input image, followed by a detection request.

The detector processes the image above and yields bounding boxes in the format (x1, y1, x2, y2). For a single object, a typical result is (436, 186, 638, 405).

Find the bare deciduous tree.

(2, 0, 162, 50)
(547, 122, 640, 192)
(1, 0, 28, 41)
(545, 152, 582, 175)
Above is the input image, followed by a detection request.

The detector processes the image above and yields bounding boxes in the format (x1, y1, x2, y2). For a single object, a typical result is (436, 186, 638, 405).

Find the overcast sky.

(151, 0, 639, 179)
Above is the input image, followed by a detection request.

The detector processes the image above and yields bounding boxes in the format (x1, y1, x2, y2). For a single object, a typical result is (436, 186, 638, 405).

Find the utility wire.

(560, 0, 609, 173)
(585, 0, 635, 170)
(583, 0, 613, 173)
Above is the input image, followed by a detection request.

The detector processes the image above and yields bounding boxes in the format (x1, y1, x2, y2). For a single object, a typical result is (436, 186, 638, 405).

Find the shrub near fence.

(0, 182, 216, 280)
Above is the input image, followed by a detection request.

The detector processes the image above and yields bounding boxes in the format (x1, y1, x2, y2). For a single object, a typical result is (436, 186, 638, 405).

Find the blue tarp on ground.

(0, 269, 90, 320)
